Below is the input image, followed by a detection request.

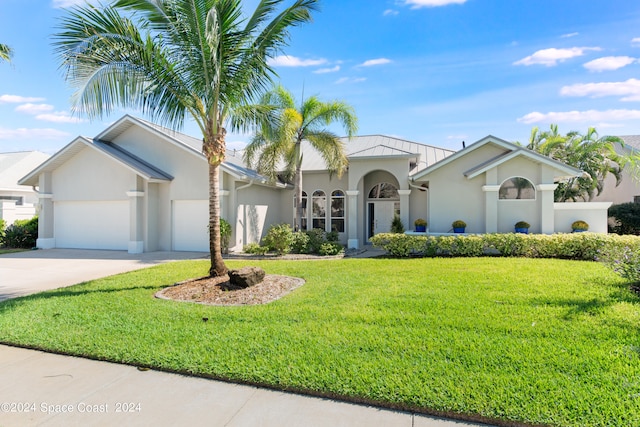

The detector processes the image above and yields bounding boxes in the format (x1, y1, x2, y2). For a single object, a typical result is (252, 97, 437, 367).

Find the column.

(482, 185, 500, 233)
(37, 172, 55, 249)
(127, 190, 145, 254)
(537, 184, 557, 234)
(398, 189, 411, 231)
(346, 190, 359, 249)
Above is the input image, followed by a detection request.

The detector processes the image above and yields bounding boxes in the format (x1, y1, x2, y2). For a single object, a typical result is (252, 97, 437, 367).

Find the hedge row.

(370, 232, 640, 261)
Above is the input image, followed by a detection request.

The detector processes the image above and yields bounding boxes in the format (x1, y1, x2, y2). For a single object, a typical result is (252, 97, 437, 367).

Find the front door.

(368, 201, 396, 239)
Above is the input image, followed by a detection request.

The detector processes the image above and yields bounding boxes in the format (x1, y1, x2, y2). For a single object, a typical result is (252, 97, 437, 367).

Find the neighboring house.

(19, 115, 612, 254)
(0, 151, 50, 225)
(591, 135, 640, 205)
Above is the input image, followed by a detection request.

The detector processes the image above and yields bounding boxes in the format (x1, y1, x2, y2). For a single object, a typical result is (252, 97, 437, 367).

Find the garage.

(54, 201, 129, 250)
(172, 200, 209, 252)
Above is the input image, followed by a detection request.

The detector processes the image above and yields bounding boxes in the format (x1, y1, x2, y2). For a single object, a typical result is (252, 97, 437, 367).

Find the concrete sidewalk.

(0, 248, 493, 427)
(0, 345, 491, 427)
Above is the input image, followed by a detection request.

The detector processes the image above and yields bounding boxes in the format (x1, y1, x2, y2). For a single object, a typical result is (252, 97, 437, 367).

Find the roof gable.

(0, 151, 50, 190)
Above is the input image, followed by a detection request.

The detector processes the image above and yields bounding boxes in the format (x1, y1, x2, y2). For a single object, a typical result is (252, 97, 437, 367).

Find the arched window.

(312, 190, 326, 230)
(331, 190, 345, 233)
(368, 182, 399, 199)
(499, 177, 535, 200)
(293, 191, 308, 230)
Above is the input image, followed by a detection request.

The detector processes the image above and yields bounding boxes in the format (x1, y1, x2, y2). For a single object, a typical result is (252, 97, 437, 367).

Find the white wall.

(0, 201, 37, 225)
(554, 202, 611, 233)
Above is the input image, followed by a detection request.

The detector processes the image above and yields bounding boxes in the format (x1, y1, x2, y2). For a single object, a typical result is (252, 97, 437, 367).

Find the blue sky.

(2, 0, 640, 155)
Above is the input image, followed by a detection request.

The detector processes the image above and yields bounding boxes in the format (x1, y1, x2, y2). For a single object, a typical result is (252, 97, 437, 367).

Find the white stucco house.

(19, 115, 612, 253)
(1, 151, 50, 225)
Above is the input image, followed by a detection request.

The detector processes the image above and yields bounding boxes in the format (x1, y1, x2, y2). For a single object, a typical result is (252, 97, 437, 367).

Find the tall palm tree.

(54, 0, 318, 277)
(0, 43, 13, 62)
(244, 85, 357, 231)
(527, 124, 625, 202)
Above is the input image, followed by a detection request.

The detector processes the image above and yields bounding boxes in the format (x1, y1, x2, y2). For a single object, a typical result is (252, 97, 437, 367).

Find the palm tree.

(0, 43, 13, 62)
(54, 0, 318, 277)
(527, 124, 625, 202)
(244, 85, 357, 231)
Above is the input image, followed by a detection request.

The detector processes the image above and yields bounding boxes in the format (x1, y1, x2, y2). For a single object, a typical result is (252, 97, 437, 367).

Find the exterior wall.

(0, 201, 37, 225)
(426, 144, 507, 233)
(592, 169, 640, 205)
(408, 186, 428, 231)
(553, 202, 611, 233)
(234, 183, 283, 249)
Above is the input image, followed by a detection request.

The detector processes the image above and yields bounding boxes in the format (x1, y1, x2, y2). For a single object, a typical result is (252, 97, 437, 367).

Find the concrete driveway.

(0, 248, 208, 301)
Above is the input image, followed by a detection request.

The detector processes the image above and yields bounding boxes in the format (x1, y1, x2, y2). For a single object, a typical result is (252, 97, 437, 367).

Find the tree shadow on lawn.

(529, 280, 639, 321)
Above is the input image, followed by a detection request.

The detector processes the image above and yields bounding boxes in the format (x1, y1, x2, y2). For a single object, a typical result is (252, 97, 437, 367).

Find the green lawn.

(0, 258, 638, 426)
(0, 248, 28, 255)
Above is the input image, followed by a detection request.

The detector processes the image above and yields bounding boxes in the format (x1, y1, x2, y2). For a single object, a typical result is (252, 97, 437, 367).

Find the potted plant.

(571, 220, 589, 232)
(452, 219, 466, 233)
(514, 221, 530, 234)
(414, 218, 427, 233)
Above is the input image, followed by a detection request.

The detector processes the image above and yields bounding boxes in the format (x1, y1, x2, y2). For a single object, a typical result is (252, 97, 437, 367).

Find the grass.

(0, 258, 639, 426)
(0, 248, 28, 255)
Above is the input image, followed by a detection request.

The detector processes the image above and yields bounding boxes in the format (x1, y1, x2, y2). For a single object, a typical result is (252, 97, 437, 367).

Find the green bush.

(319, 242, 344, 256)
(291, 231, 310, 254)
(370, 231, 635, 262)
(326, 230, 339, 242)
(391, 215, 405, 233)
(242, 242, 268, 255)
(305, 228, 326, 254)
(220, 218, 231, 254)
(0, 219, 6, 245)
(598, 237, 640, 282)
(262, 223, 294, 255)
(608, 202, 640, 235)
(3, 216, 38, 249)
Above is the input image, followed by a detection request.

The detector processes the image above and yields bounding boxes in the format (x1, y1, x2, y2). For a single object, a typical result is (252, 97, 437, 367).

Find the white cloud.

(560, 78, 640, 101)
(267, 55, 327, 67)
(359, 58, 392, 67)
(335, 77, 367, 85)
(36, 112, 85, 124)
(513, 47, 601, 67)
(583, 56, 636, 72)
(632, 37, 640, 47)
(15, 103, 55, 114)
(0, 95, 46, 104)
(517, 109, 640, 124)
(0, 127, 70, 140)
(561, 32, 579, 38)
(51, 0, 93, 8)
(404, 0, 466, 8)
(314, 66, 340, 74)
(383, 9, 399, 16)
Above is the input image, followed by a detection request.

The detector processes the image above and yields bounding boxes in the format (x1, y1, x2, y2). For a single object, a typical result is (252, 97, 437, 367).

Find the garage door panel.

(55, 201, 129, 250)
(173, 200, 208, 252)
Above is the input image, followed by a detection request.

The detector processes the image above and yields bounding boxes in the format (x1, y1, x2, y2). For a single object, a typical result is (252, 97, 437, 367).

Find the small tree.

(609, 203, 640, 235)
(391, 215, 405, 233)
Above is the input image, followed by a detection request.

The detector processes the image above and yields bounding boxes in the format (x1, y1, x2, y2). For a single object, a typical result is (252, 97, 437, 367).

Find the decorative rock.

(228, 266, 266, 288)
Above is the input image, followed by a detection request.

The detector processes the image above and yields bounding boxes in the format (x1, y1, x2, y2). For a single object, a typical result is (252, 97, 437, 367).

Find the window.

(312, 190, 326, 230)
(330, 190, 345, 233)
(293, 191, 308, 230)
(0, 196, 23, 206)
(368, 182, 399, 199)
(499, 177, 535, 200)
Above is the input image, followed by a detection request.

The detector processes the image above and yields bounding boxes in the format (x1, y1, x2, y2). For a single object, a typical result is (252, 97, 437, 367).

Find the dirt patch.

(156, 274, 305, 306)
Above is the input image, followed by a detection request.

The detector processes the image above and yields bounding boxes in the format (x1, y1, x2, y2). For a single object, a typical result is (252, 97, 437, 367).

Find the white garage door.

(54, 201, 129, 250)
(173, 200, 208, 252)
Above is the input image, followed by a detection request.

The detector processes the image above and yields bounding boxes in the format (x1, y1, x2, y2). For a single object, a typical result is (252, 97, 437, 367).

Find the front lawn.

(0, 258, 638, 426)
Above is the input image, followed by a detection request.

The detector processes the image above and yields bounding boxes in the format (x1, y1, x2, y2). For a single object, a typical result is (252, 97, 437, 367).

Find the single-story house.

(0, 151, 50, 225)
(19, 115, 612, 253)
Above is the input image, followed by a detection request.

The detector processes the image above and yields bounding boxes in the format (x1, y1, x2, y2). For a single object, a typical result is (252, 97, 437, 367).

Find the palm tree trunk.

(295, 166, 303, 231)
(204, 129, 228, 277)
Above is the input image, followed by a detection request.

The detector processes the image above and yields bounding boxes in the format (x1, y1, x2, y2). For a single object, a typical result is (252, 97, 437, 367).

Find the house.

(0, 151, 50, 225)
(19, 115, 612, 253)
(591, 135, 640, 205)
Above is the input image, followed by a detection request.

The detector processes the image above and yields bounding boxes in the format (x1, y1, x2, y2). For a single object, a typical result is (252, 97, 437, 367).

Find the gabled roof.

(298, 134, 455, 172)
(412, 135, 583, 181)
(0, 151, 50, 190)
(19, 137, 173, 187)
(618, 135, 640, 150)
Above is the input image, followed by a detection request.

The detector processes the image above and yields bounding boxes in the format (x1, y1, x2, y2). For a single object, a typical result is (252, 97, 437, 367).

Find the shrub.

(599, 237, 640, 282)
(3, 216, 38, 249)
(305, 228, 326, 254)
(220, 218, 231, 254)
(262, 223, 294, 255)
(414, 218, 427, 227)
(571, 220, 589, 231)
(319, 242, 344, 256)
(391, 215, 405, 233)
(452, 219, 466, 228)
(291, 231, 310, 254)
(0, 219, 6, 245)
(326, 230, 339, 242)
(515, 221, 530, 229)
(243, 242, 268, 255)
(608, 202, 640, 235)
